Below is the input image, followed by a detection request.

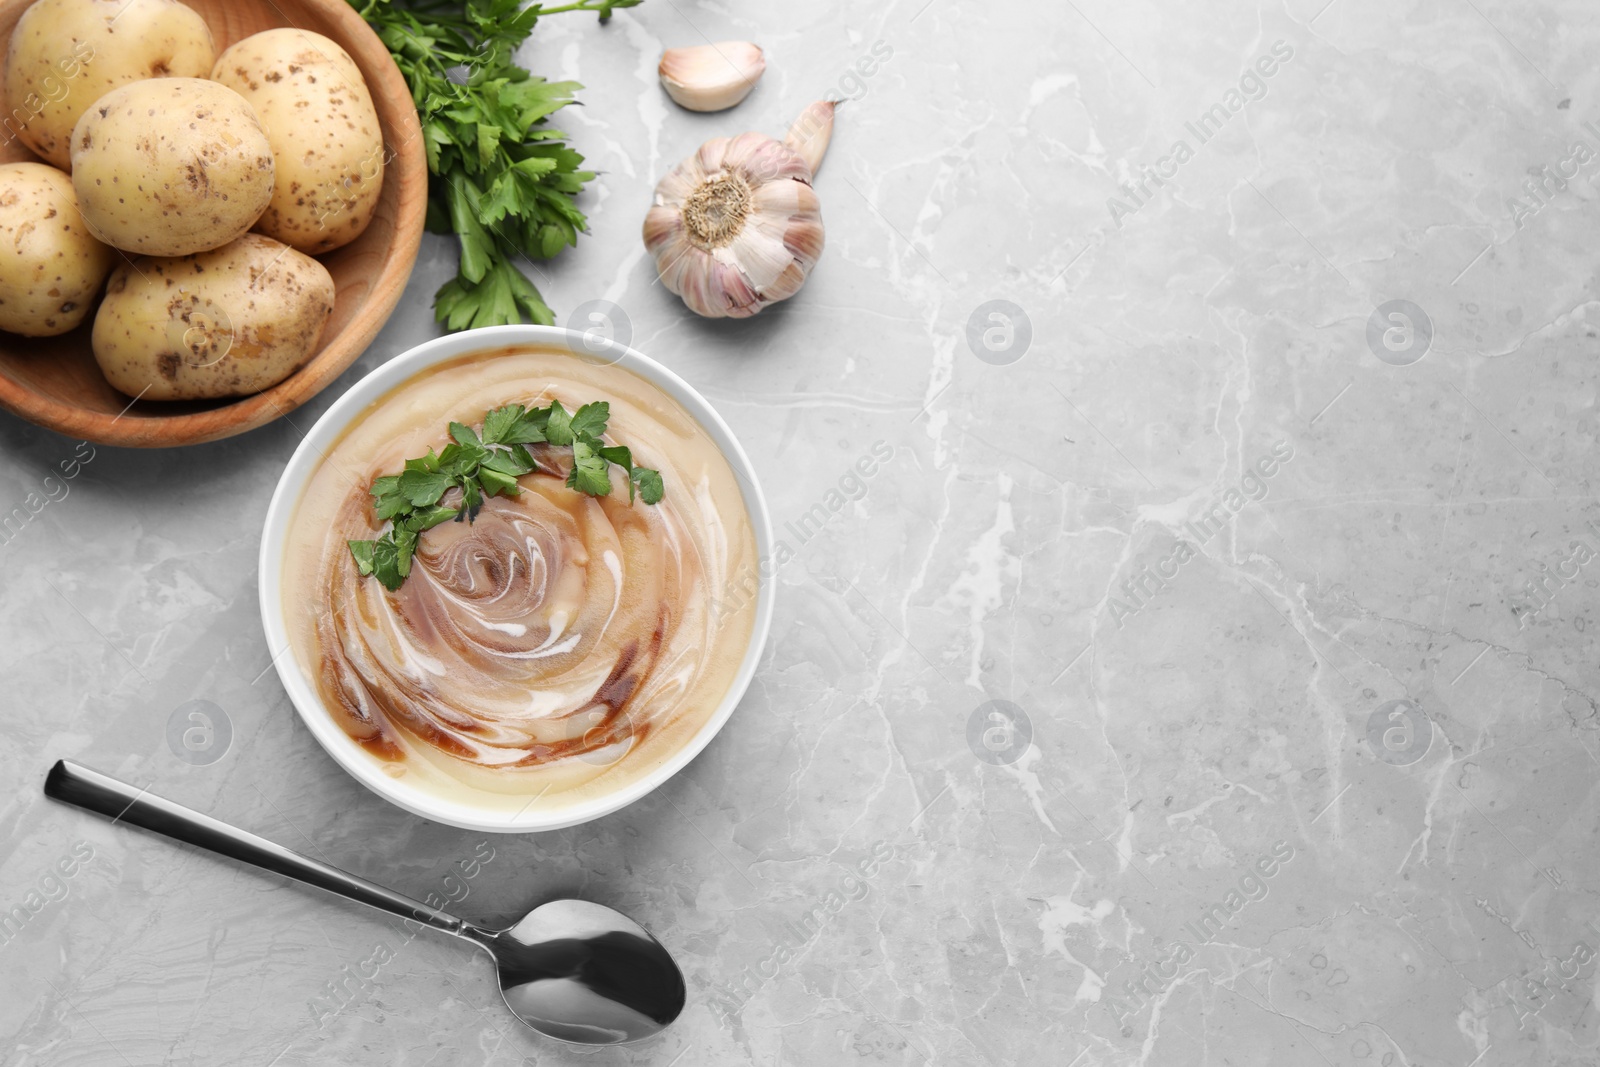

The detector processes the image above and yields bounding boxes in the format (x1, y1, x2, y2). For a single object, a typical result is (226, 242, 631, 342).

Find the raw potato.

(0, 162, 113, 336)
(70, 77, 274, 256)
(211, 29, 384, 254)
(3, 0, 215, 169)
(92, 233, 335, 400)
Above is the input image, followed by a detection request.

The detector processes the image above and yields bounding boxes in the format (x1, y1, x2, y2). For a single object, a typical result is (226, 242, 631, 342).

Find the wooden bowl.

(0, 0, 426, 447)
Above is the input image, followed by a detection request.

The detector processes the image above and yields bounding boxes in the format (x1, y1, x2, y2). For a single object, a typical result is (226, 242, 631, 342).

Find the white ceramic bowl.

(258, 325, 774, 833)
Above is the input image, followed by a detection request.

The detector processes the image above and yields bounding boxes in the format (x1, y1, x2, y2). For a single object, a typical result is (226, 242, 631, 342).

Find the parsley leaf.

(481, 449, 536, 478)
(346, 397, 664, 589)
(508, 409, 550, 444)
(347, 539, 377, 576)
(403, 449, 441, 473)
(460, 476, 484, 519)
(544, 400, 574, 446)
(597, 443, 633, 499)
(368, 535, 406, 590)
(372, 476, 411, 520)
(570, 401, 609, 440)
(477, 466, 520, 497)
(631, 466, 664, 505)
(396, 468, 451, 507)
(352, 0, 645, 330)
(566, 437, 613, 496)
(481, 404, 522, 445)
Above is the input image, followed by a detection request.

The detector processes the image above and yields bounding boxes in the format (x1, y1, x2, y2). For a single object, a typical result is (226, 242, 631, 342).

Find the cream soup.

(280, 346, 759, 813)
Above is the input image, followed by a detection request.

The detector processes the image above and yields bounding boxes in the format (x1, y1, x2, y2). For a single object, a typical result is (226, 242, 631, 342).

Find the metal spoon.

(43, 759, 685, 1045)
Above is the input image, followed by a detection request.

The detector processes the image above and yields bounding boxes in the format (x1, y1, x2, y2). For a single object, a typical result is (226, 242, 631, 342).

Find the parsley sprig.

(352, 0, 644, 329)
(347, 400, 663, 590)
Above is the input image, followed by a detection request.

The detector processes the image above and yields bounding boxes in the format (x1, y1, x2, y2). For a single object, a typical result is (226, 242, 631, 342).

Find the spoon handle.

(44, 759, 465, 935)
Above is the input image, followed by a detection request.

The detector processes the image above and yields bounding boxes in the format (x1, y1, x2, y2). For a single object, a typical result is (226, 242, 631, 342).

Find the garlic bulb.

(659, 41, 766, 112)
(643, 101, 834, 319)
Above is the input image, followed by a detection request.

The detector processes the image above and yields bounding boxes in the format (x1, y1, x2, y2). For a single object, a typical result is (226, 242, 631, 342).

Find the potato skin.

(0, 161, 114, 336)
(211, 29, 384, 254)
(92, 232, 335, 400)
(3, 0, 215, 169)
(70, 77, 274, 256)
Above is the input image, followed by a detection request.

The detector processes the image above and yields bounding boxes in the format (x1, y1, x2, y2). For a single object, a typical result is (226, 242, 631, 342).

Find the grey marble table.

(5, 0, 1600, 1064)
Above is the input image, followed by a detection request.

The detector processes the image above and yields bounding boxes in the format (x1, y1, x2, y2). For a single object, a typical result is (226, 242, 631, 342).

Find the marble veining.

(3, 0, 1600, 1064)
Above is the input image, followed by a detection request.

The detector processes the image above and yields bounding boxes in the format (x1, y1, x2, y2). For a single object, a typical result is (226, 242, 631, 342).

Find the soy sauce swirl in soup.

(281, 348, 759, 813)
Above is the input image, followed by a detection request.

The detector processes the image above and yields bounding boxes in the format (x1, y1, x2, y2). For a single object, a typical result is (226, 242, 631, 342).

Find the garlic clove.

(678, 256, 733, 317)
(750, 181, 825, 266)
(751, 177, 819, 217)
(642, 204, 685, 252)
(659, 42, 766, 112)
(657, 246, 695, 291)
(761, 260, 810, 305)
(695, 136, 734, 176)
(728, 216, 799, 291)
(781, 214, 826, 265)
(662, 247, 706, 301)
(784, 99, 835, 177)
(733, 134, 812, 186)
(711, 260, 763, 318)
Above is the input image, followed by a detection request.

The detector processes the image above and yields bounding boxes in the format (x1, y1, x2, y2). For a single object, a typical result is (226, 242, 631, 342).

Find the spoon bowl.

(466, 900, 686, 1044)
(42, 759, 685, 1045)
